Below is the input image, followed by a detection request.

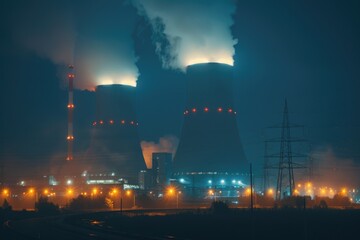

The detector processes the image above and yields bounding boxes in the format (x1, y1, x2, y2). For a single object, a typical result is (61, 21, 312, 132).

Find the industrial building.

(152, 152, 173, 188)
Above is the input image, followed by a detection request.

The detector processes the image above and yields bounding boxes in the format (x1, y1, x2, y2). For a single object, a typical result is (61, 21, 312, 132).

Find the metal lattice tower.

(275, 99, 295, 200)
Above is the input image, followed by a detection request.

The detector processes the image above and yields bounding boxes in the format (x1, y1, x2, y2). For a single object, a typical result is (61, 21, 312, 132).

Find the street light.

(28, 188, 37, 210)
(126, 190, 136, 208)
(167, 187, 181, 208)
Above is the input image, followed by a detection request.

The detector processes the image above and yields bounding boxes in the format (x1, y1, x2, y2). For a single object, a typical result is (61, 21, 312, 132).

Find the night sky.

(1, 0, 359, 184)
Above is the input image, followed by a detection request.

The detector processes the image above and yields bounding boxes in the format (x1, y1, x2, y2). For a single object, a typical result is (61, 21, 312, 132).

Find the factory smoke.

(311, 147, 360, 188)
(11, 0, 140, 90)
(132, 0, 237, 70)
(141, 135, 179, 168)
(12, 0, 76, 65)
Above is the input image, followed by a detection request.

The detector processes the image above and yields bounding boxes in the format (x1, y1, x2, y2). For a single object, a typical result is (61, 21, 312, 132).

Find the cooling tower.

(173, 63, 247, 190)
(87, 84, 146, 183)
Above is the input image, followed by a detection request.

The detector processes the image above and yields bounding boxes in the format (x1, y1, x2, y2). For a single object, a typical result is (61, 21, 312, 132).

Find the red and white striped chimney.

(66, 65, 75, 161)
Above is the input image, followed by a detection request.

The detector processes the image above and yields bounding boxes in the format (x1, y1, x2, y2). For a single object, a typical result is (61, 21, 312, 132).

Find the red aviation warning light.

(204, 107, 209, 112)
(66, 65, 75, 161)
(217, 107, 223, 112)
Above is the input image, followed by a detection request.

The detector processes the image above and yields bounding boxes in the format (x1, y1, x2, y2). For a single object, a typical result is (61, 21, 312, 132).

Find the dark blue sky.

(0, 0, 359, 180)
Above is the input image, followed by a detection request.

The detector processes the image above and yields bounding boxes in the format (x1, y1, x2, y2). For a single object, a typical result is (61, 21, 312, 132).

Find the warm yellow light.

(267, 188, 274, 195)
(168, 187, 174, 195)
(67, 189, 73, 195)
(297, 184, 302, 188)
(3, 189, 9, 195)
(126, 190, 131, 196)
(208, 190, 214, 195)
(112, 189, 118, 194)
(28, 188, 35, 194)
(341, 188, 347, 195)
(307, 182, 312, 188)
(92, 188, 98, 194)
(186, 58, 233, 67)
(43, 189, 49, 195)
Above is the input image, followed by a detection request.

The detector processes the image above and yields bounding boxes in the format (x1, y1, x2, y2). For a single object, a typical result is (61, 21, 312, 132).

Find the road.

(2, 213, 146, 240)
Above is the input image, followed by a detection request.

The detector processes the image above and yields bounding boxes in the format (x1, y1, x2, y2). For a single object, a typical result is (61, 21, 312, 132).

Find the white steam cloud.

(132, 0, 238, 70)
(141, 135, 179, 168)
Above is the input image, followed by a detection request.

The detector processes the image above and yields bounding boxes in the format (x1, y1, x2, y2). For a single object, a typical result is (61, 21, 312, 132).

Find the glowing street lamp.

(167, 187, 181, 208)
(267, 188, 274, 197)
(2, 189, 10, 198)
(28, 188, 37, 210)
(126, 190, 136, 208)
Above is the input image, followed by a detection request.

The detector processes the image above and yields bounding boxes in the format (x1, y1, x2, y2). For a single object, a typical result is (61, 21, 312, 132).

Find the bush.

(210, 201, 229, 215)
(35, 197, 60, 215)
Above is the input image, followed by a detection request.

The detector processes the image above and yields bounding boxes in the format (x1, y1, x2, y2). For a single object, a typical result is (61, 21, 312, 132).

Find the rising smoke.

(11, 0, 140, 89)
(141, 135, 179, 168)
(311, 146, 360, 188)
(12, 0, 76, 65)
(132, 0, 238, 70)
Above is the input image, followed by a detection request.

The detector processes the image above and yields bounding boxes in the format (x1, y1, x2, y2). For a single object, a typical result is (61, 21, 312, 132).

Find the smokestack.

(173, 63, 247, 190)
(66, 65, 75, 161)
(87, 84, 146, 183)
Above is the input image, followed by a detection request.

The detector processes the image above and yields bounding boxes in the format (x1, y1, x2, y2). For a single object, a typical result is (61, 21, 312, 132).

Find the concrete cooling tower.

(87, 84, 146, 184)
(173, 63, 247, 192)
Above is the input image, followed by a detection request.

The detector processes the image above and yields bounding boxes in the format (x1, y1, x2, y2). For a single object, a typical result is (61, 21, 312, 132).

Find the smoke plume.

(132, 0, 237, 70)
(311, 146, 360, 188)
(141, 135, 179, 168)
(12, 0, 76, 65)
(11, 0, 139, 89)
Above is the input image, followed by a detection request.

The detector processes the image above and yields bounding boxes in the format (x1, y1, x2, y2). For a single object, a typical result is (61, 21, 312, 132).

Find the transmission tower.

(263, 100, 307, 200)
(275, 99, 296, 200)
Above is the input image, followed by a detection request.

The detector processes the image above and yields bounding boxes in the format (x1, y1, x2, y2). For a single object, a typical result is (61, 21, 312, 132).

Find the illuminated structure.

(173, 63, 247, 193)
(152, 152, 173, 187)
(87, 84, 146, 183)
(66, 65, 75, 161)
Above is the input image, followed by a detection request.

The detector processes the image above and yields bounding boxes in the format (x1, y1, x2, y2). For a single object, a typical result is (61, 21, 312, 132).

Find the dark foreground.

(2, 208, 360, 239)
